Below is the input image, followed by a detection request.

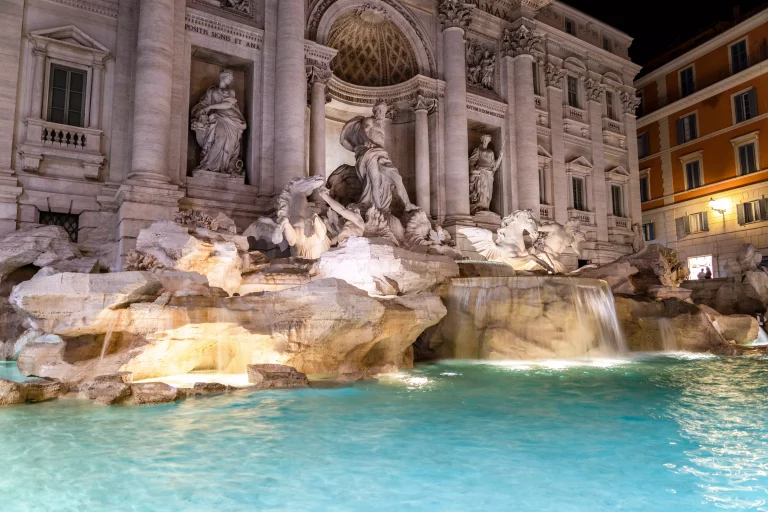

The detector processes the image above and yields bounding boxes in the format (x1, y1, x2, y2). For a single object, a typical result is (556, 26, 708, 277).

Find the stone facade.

(1, 0, 641, 269)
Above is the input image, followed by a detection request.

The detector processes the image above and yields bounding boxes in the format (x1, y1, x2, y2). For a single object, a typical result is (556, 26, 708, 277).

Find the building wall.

(636, 8, 768, 277)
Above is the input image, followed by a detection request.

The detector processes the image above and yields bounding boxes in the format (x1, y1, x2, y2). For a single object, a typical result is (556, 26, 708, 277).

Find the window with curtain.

(734, 89, 758, 123)
(48, 65, 87, 127)
(685, 160, 703, 189)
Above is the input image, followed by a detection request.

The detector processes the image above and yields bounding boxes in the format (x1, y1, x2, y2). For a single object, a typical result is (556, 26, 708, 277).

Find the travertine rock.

(129, 382, 179, 405)
(80, 380, 133, 405)
(0, 225, 81, 282)
(13, 275, 445, 384)
(0, 380, 25, 406)
(700, 305, 758, 345)
(0, 378, 68, 406)
(0, 297, 24, 360)
(247, 364, 308, 389)
(574, 244, 689, 295)
(314, 237, 459, 296)
(135, 221, 248, 295)
(614, 296, 738, 354)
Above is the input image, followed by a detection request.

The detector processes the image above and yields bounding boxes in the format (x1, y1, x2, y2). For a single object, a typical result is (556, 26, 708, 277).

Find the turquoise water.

(2, 356, 768, 511)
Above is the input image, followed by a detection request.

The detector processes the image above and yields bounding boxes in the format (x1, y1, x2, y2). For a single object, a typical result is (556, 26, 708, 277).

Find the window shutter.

(748, 89, 758, 118)
(690, 116, 698, 139)
(676, 119, 685, 144)
(701, 212, 709, 232)
(676, 217, 686, 238)
(649, 223, 655, 241)
(760, 198, 768, 220)
(737, 203, 747, 225)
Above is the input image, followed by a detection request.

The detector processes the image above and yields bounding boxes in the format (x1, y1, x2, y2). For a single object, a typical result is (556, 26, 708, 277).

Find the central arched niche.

(327, 6, 419, 87)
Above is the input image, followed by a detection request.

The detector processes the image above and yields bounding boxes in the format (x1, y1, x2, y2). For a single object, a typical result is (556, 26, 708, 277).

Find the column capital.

(411, 93, 437, 114)
(438, 0, 473, 32)
(544, 63, 566, 89)
(501, 25, 543, 58)
(620, 90, 641, 116)
(585, 78, 605, 103)
(306, 59, 332, 87)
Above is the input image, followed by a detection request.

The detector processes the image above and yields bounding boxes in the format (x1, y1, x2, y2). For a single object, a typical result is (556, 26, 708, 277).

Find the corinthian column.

(129, 0, 175, 183)
(502, 25, 543, 217)
(274, 0, 306, 191)
(438, 0, 472, 221)
(412, 94, 437, 213)
(307, 62, 331, 179)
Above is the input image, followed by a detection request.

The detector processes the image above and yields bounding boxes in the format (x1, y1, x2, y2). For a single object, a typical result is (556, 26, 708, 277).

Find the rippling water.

(2, 356, 768, 511)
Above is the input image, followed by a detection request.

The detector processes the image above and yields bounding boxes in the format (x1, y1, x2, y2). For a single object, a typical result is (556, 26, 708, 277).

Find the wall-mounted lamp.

(708, 197, 727, 218)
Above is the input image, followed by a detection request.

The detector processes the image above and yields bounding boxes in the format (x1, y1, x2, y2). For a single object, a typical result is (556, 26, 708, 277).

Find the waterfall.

(750, 326, 768, 347)
(432, 276, 628, 360)
(658, 318, 678, 351)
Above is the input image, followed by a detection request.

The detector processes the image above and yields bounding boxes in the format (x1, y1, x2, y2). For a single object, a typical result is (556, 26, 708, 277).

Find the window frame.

(639, 170, 651, 203)
(605, 90, 617, 120)
(571, 176, 587, 211)
(732, 87, 759, 124)
(566, 75, 580, 108)
(731, 131, 761, 176)
(677, 111, 699, 144)
(42, 59, 92, 128)
(47, 64, 88, 128)
(680, 150, 704, 190)
(728, 37, 750, 75)
(610, 183, 624, 217)
(565, 18, 576, 36)
(678, 65, 696, 98)
(637, 132, 650, 159)
(737, 197, 768, 225)
(642, 222, 655, 241)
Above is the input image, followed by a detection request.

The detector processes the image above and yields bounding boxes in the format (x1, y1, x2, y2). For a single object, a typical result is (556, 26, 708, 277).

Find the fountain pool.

(2, 356, 768, 511)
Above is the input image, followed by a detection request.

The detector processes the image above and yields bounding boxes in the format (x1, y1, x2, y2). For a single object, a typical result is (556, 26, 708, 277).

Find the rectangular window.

(642, 222, 655, 241)
(734, 89, 758, 123)
(38, 211, 79, 242)
(637, 91, 645, 117)
(572, 177, 586, 211)
(565, 18, 576, 36)
(611, 185, 623, 217)
(676, 113, 697, 144)
(737, 198, 768, 225)
(532, 61, 540, 96)
(606, 91, 617, 120)
(638, 132, 650, 158)
(567, 76, 579, 108)
(738, 142, 758, 175)
(677, 212, 709, 237)
(539, 167, 547, 204)
(640, 175, 650, 203)
(47, 65, 86, 127)
(731, 39, 750, 74)
(603, 37, 612, 52)
(680, 67, 695, 97)
(685, 160, 703, 189)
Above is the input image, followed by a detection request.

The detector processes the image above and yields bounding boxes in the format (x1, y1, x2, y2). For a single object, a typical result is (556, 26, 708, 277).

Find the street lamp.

(708, 197, 726, 219)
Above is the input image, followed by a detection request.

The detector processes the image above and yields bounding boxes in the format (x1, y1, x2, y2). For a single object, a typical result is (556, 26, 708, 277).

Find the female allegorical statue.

(468, 134, 503, 215)
(191, 69, 247, 176)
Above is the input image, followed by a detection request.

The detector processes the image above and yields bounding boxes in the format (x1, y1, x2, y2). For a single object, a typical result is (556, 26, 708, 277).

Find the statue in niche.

(468, 135, 503, 215)
(339, 100, 417, 215)
(190, 69, 247, 176)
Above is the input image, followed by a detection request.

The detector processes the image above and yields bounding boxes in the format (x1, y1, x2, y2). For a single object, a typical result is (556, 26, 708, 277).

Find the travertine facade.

(1, 0, 641, 269)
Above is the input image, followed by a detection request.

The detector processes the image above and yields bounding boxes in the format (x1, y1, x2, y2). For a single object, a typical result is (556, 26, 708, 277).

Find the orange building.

(635, 7, 768, 278)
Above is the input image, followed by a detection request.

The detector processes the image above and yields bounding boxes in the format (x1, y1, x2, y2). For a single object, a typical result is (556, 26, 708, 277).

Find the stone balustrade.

(18, 118, 104, 178)
(608, 214, 631, 231)
(564, 105, 587, 123)
(602, 117, 622, 134)
(540, 204, 555, 220)
(568, 208, 596, 226)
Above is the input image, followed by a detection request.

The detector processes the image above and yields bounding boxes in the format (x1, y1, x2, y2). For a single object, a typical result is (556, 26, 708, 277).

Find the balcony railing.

(608, 215, 631, 230)
(19, 118, 104, 178)
(540, 204, 554, 220)
(28, 119, 102, 152)
(568, 208, 595, 226)
(602, 117, 622, 134)
(564, 105, 587, 123)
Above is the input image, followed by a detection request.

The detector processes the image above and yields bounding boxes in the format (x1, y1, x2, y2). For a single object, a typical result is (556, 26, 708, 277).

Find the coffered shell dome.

(327, 7, 419, 88)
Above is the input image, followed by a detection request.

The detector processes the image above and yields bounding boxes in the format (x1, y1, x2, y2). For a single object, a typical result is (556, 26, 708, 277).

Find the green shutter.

(737, 203, 746, 225)
(748, 89, 758, 118)
(760, 198, 768, 220)
(701, 212, 709, 232)
(676, 217, 686, 238)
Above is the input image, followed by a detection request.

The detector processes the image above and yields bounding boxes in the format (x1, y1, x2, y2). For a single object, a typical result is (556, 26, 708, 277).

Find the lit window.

(572, 177, 586, 211)
(688, 255, 713, 279)
(565, 18, 576, 36)
(685, 160, 703, 190)
(48, 65, 87, 127)
(680, 67, 695, 97)
(676, 113, 697, 144)
(738, 198, 768, 225)
(39, 211, 79, 242)
(734, 89, 758, 123)
(738, 142, 758, 175)
(676, 212, 709, 237)
(730, 39, 749, 74)
(640, 175, 650, 202)
(567, 76, 580, 108)
(611, 185, 623, 217)
(603, 37, 612, 52)
(638, 132, 650, 159)
(642, 222, 655, 241)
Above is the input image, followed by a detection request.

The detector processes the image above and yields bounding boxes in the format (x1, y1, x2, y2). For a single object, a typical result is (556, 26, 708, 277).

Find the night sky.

(562, 0, 767, 69)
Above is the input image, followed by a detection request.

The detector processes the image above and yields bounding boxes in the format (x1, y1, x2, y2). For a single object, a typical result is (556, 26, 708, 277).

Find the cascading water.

(658, 318, 678, 351)
(429, 276, 627, 360)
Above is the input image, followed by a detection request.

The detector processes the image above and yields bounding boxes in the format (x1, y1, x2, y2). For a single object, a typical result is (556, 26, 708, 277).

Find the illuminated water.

(2, 356, 768, 511)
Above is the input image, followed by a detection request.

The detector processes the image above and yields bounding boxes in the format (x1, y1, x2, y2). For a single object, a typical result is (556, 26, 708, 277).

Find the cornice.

(185, 9, 264, 49)
(328, 74, 445, 106)
(467, 92, 507, 119)
(636, 7, 768, 88)
(637, 60, 768, 128)
(41, 0, 118, 19)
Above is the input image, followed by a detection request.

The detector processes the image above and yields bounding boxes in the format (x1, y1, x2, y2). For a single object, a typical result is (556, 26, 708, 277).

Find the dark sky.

(562, 0, 768, 68)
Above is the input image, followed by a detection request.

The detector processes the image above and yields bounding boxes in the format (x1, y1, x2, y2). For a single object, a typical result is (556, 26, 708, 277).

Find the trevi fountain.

(2, 0, 768, 510)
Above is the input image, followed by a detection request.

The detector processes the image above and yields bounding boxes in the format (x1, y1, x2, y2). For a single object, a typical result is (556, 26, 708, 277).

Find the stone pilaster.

(622, 91, 643, 224)
(502, 25, 543, 217)
(306, 61, 331, 179)
(29, 50, 46, 119)
(89, 64, 104, 129)
(117, 0, 183, 265)
(500, 56, 518, 214)
(439, 0, 473, 224)
(412, 94, 437, 214)
(587, 80, 608, 244)
(546, 63, 568, 225)
(274, 0, 307, 191)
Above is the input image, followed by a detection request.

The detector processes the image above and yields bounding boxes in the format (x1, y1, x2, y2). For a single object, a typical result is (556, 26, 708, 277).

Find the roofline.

(552, 1, 634, 42)
(636, 6, 768, 88)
